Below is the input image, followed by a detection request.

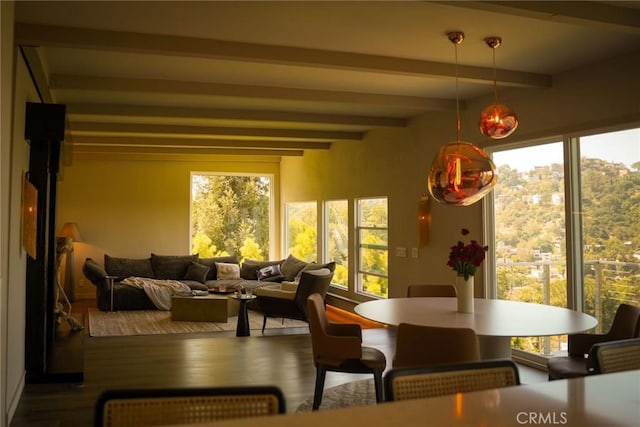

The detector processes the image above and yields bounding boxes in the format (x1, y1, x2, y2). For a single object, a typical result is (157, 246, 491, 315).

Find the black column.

(24, 102, 66, 381)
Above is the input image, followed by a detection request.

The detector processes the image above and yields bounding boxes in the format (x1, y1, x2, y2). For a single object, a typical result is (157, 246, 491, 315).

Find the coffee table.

(171, 294, 238, 322)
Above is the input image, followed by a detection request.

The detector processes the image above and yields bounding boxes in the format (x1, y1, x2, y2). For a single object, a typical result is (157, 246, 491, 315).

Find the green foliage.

(495, 149, 640, 354)
(191, 233, 228, 257)
(239, 237, 264, 262)
(286, 202, 317, 262)
(191, 175, 270, 258)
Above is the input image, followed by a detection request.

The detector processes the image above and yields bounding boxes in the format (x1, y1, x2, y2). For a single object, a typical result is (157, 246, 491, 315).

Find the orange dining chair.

(393, 323, 481, 369)
(307, 293, 387, 410)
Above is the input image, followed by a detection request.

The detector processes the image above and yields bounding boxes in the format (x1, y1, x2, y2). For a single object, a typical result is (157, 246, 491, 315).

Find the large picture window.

(488, 127, 640, 357)
(190, 173, 272, 260)
(356, 197, 388, 298)
(284, 201, 317, 262)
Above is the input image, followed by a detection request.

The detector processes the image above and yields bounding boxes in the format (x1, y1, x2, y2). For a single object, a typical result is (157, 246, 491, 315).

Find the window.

(284, 201, 317, 262)
(190, 173, 272, 260)
(324, 200, 348, 288)
(488, 127, 640, 357)
(356, 197, 388, 298)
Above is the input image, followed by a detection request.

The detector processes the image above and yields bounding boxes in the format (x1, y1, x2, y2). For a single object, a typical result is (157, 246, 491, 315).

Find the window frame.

(355, 196, 389, 299)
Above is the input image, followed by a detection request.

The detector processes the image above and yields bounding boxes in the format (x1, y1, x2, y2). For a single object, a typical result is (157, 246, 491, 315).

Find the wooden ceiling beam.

(15, 22, 551, 88)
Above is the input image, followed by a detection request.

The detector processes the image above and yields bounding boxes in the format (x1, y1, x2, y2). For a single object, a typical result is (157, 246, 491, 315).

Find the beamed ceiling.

(13, 1, 640, 159)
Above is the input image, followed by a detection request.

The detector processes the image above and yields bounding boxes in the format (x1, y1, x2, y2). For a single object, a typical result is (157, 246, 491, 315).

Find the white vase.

(455, 275, 474, 313)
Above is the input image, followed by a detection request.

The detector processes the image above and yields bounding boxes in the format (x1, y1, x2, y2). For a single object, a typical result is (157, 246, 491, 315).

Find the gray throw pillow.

(104, 255, 154, 279)
(151, 253, 199, 280)
(83, 258, 107, 284)
(280, 254, 308, 281)
(183, 261, 210, 283)
(295, 261, 337, 281)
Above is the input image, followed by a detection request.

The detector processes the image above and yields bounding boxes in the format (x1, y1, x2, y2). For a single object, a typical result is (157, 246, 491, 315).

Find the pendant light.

(478, 36, 518, 139)
(427, 32, 498, 207)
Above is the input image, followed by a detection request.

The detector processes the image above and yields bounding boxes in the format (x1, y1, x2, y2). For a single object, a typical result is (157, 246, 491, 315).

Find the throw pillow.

(104, 255, 154, 279)
(151, 253, 199, 280)
(280, 254, 308, 281)
(199, 255, 239, 281)
(240, 259, 283, 280)
(183, 261, 210, 283)
(256, 264, 282, 281)
(215, 262, 241, 280)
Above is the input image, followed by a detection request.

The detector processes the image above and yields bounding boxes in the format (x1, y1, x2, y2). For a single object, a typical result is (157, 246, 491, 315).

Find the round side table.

(230, 294, 257, 337)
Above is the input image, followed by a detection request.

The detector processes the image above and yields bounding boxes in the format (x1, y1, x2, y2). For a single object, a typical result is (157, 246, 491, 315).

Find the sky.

(492, 128, 639, 171)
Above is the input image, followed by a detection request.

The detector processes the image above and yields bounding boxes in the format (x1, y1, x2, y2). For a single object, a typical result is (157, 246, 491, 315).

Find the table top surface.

(354, 298, 597, 337)
(171, 370, 640, 427)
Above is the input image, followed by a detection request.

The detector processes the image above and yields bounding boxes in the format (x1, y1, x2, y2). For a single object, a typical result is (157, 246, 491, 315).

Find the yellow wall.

(56, 154, 280, 298)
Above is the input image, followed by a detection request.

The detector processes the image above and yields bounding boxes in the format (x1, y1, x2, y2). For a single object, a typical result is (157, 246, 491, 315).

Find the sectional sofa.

(82, 253, 333, 311)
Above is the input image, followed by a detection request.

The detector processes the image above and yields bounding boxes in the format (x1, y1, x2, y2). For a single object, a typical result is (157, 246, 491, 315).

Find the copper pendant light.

(478, 36, 518, 139)
(427, 32, 498, 207)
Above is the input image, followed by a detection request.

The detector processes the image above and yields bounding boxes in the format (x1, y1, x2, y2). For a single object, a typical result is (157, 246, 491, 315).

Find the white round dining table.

(355, 297, 598, 359)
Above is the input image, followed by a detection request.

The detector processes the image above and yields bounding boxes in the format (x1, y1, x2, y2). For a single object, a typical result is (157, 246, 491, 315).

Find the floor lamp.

(59, 222, 83, 302)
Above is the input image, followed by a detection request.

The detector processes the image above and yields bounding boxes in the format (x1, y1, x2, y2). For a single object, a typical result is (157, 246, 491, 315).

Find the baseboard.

(7, 371, 25, 425)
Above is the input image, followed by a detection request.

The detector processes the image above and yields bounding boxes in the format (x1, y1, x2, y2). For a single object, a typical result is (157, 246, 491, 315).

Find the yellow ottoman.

(171, 295, 239, 322)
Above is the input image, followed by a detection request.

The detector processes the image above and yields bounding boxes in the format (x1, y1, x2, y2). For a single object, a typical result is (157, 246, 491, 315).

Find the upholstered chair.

(255, 268, 333, 334)
(406, 284, 457, 298)
(307, 293, 386, 410)
(547, 303, 640, 380)
(393, 323, 481, 369)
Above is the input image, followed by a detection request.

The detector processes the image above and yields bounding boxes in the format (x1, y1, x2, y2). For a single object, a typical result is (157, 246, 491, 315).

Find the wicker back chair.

(406, 284, 457, 298)
(95, 385, 285, 427)
(384, 360, 520, 402)
(590, 337, 640, 374)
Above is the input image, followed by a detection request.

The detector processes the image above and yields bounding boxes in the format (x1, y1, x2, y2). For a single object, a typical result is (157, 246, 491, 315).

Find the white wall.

(280, 50, 640, 300)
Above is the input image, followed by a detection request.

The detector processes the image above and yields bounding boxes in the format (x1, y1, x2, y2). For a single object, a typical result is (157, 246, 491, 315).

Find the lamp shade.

(59, 222, 83, 242)
(479, 102, 518, 139)
(427, 142, 498, 206)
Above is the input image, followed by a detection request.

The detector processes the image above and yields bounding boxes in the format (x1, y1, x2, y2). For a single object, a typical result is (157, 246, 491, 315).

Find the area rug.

(87, 308, 308, 337)
(296, 378, 376, 412)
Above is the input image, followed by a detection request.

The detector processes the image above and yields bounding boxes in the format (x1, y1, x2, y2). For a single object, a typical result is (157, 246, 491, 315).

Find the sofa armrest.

(280, 281, 299, 292)
(83, 258, 109, 289)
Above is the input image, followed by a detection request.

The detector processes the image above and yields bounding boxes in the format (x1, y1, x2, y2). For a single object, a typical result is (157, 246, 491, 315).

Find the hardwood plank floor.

(10, 301, 547, 427)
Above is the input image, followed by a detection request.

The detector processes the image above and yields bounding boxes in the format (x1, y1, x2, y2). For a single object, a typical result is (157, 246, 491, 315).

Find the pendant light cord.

(455, 42, 461, 143)
(492, 48, 498, 102)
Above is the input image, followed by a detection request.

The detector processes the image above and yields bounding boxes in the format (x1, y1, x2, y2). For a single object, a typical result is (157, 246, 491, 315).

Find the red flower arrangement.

(447, 228, 488, 280)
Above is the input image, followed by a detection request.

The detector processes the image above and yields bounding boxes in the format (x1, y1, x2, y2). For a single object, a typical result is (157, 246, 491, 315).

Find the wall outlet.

(395, 247, 407, 257)
(411, 248, 419, 258)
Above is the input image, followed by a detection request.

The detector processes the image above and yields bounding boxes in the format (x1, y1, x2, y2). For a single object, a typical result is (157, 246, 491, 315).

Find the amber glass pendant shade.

(479, 36, 518, 139)
(427, 141, 498, 206)
(478, 102, 518, 139)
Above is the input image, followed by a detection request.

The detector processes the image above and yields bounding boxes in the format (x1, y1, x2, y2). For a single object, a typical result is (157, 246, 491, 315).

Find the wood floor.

(9, 300, 547, 427)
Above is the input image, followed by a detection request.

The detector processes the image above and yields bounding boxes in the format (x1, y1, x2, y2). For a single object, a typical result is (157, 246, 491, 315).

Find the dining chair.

(94, 385, 285, 426)
(590, 337, 640, 374)
(256, 268, 334, 334)
(393, 323, 481, 368)
(307, 293, 387, 410)
(547, 303, 640, 380)
(384, 359, 520, 402)
(406, 284, 457, 298)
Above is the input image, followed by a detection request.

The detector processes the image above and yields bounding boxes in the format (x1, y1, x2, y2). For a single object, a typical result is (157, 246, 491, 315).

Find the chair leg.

(312, 366, 327, 411)
(373, 368, 384, 403)
(261, 315, 267, 334)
